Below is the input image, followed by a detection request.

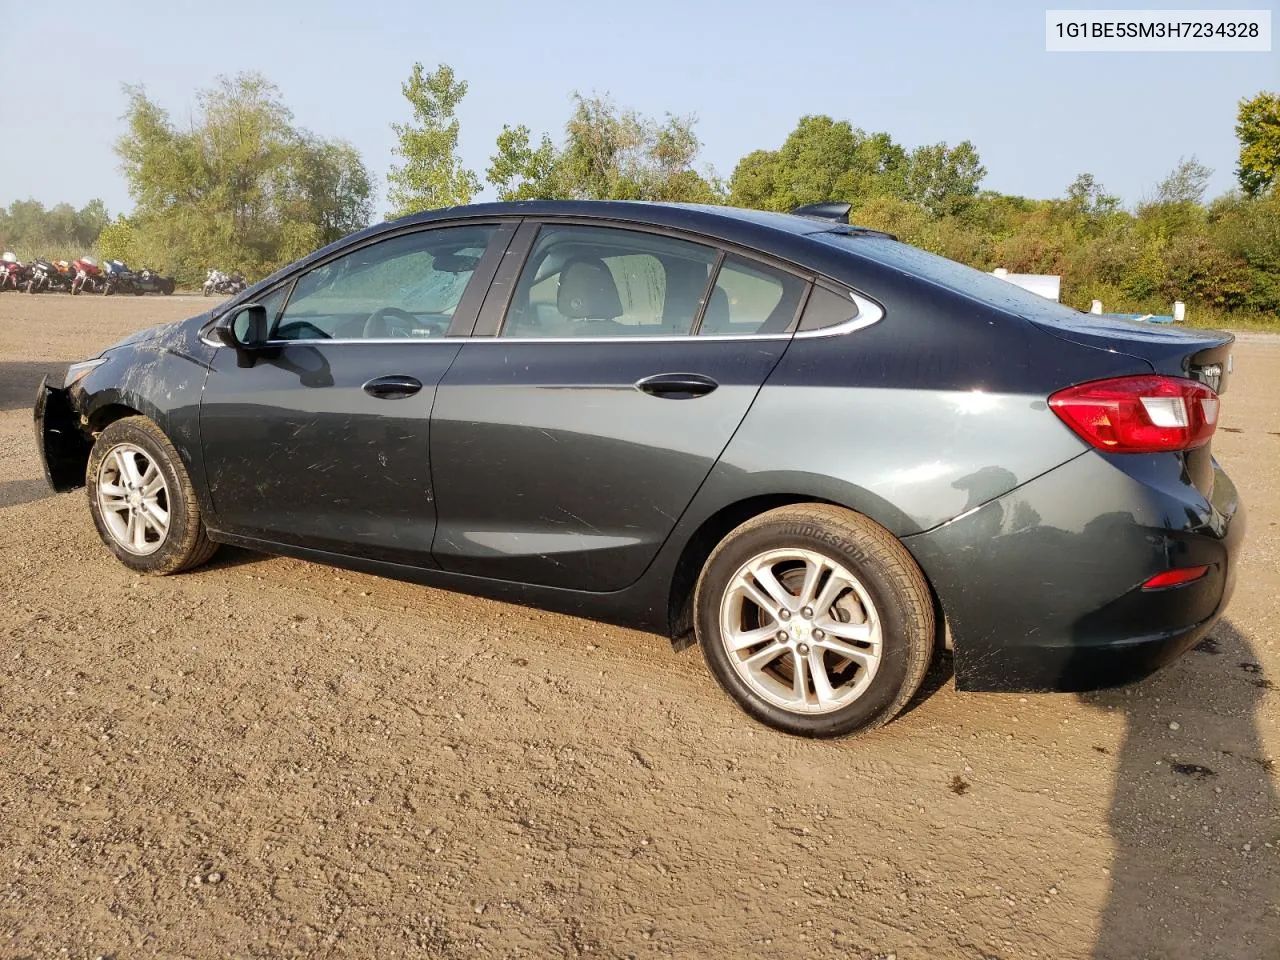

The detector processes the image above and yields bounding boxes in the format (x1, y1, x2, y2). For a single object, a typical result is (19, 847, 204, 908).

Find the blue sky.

(0, 0, 1274, 217)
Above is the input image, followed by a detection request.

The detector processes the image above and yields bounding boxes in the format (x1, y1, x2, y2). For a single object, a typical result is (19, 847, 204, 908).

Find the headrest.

(557, 258, 622, 320)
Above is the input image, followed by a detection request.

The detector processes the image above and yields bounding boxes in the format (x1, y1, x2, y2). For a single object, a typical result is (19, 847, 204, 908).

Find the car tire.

(694, 504, 935, 738)
(85, 416, 219, 575)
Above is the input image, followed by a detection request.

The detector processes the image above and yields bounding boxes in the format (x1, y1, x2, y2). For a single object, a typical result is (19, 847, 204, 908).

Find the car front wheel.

(85, 416, 218, 575)
(695, 504, 935, 738)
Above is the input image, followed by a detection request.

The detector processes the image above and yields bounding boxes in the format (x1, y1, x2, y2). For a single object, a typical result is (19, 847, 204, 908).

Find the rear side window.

(697, 255, 806, 336)
(503, 225, 718, 338)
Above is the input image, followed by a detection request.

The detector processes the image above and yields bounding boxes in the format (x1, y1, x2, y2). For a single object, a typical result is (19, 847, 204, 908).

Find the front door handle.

(636, 372, 719, 399)
(363, 375, 423, 399)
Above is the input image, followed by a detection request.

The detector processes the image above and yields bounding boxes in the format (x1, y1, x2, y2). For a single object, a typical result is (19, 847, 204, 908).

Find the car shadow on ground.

(900, 647, 954, 717)
(201, 544, 271, 572)
(0, 360, 75, 412)
(1082, 619, 1278, 958)
(0, 478, 53, 509)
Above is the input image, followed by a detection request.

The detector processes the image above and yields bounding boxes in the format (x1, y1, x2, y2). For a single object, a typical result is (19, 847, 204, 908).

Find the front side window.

(697, 254, 807, 336)
(501, 225, 719, 338)
(272, 224, 497, 341)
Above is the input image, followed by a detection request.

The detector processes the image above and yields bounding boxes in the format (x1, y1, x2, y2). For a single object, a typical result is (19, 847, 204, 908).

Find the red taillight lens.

(1048, 375, 1219, 453)
(1141, 565, 1209, 590)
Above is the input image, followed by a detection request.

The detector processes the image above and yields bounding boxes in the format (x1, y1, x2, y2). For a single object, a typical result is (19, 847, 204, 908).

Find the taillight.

(1048, 375, 1219, 453)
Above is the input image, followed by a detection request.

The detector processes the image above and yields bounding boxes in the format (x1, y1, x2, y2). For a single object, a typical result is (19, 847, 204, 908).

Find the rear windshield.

(813, 231, 1086, 324)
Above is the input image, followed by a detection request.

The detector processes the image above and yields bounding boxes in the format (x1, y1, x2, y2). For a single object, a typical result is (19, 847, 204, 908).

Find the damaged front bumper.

(33, 377, 91, 492)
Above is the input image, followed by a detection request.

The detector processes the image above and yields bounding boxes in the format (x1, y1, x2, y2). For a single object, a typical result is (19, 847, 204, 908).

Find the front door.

(430, 222, 808, 591)
(199, 222, 506, 566)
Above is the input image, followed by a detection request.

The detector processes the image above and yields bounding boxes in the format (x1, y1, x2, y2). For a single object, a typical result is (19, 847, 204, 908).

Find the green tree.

(96, 217, 139, 265)
(1064, 173, 1121, 219)
(485, 94, 720, 204)
(115, 73, 373, 281)
(727, 149, 782, 209)
(0, 198, 111, 255)
(1155, 156, 1212, 205)
(903, 141, 986, 216)
(486, 124, 560, 200)
(1137, 157, 1213, 236)
(1236, 91, 1280, 197)
(278, 137, 374, 260)
(726, 116, 908, 211)
(387, 63, 479, 216)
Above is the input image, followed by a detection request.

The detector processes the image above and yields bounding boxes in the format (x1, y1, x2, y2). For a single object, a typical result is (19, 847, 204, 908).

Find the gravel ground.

(0, 294, 1276, 959)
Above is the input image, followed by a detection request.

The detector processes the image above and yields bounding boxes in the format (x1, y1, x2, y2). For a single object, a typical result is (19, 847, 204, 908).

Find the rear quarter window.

(798, 285, 858, 332)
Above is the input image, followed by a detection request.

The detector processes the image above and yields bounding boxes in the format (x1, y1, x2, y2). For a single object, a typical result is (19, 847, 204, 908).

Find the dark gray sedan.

(34, 201, 1244, 737)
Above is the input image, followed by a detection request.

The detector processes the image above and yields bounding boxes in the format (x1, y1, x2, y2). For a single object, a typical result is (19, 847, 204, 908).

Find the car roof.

(380, 199, 844, 244)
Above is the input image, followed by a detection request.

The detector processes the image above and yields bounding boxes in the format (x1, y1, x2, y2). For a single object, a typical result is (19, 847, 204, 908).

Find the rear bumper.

(904, 450, 1245, 693)
(33, 377, 90, 492)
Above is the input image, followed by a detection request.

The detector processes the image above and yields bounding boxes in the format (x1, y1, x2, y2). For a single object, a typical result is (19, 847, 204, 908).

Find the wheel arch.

(86, 401, 145, 434)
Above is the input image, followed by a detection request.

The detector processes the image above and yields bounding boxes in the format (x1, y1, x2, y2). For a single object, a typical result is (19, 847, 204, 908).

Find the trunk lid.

(1027, 312, 1234, 395)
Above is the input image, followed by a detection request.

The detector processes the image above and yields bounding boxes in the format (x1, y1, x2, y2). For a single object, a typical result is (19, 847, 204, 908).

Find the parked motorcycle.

(0, 252, 27, 292)
(101, 259, 130, 295)
(131, 267, 176, 296)
(70, 256, 104, 295)
(25, 258, 73, 294)
(203, 268, 247, 296)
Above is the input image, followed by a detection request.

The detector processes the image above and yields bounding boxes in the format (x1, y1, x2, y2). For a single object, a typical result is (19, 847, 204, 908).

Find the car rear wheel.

(86, 416, 218, 575)
(694, 504, 935, 737)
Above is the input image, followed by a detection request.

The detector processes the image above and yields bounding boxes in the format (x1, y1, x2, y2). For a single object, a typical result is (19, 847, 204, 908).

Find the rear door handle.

(636, 372, 719, 399)
(362, 375, 423, 399)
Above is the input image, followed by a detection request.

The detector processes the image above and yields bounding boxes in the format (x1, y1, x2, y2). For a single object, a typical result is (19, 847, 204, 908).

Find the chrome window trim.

(198, 293, 883, 349)
(472, 333, 795, 344)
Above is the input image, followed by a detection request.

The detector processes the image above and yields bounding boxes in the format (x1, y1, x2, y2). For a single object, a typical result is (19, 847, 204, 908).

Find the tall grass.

(1181, 306, 1280, 333)
(6, 243, 100, 264)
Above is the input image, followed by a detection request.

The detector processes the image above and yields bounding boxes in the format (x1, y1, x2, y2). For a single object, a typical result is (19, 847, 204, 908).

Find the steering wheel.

(362, 306, 423, 339)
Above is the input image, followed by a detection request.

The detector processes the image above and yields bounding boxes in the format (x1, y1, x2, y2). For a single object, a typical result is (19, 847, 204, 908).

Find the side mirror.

(213, 304, 268, 348)
(212, 304, 269, 367)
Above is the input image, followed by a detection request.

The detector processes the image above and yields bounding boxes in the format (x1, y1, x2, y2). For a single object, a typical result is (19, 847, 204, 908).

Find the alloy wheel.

(96, 443, 171, 556)
(718, 547, 882, 715)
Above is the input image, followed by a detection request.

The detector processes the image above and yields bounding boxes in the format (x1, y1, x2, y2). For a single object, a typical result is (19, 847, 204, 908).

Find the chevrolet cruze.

(35, 200, 1243, 736)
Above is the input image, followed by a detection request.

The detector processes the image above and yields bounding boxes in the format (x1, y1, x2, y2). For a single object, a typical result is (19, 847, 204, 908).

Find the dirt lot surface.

(0, 294, 1276, 960)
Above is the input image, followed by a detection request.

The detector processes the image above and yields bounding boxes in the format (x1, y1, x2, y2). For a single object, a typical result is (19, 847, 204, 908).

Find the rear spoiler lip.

(1028, 316, 1236, 394)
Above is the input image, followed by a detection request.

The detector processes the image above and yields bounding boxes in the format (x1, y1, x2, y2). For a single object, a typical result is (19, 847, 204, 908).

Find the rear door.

(199, 222, 511, 566)
(429, 221, 809, 591)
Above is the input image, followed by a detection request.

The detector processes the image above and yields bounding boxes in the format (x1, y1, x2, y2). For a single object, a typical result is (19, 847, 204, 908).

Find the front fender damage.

(33, 377, 92, 492)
